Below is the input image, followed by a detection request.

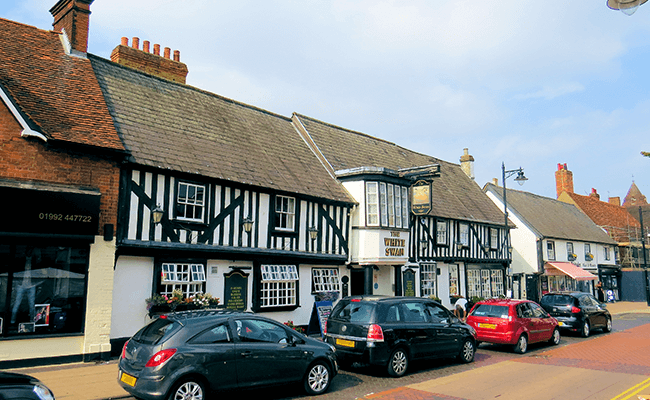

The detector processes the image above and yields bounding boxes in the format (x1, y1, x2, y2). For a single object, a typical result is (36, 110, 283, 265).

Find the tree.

(643, 151, 650, 157)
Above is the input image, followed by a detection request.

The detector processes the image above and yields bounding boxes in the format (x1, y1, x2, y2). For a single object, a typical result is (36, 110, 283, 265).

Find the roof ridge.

(88, 53, 293, 123)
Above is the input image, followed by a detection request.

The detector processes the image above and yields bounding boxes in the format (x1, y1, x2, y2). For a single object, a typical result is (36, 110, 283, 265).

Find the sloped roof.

(88, 56, 352, 203)
(486, 183, 616, 245)
(0, 18, 123, 151)
(294, 114, 506, 225)
(560, 191, 640, 242)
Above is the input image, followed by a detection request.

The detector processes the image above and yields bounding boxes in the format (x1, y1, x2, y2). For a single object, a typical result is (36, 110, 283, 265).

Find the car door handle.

(241, 351, 253, 358)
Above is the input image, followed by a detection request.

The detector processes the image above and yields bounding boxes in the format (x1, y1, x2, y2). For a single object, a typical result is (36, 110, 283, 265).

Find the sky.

(2, 0, 649, 203)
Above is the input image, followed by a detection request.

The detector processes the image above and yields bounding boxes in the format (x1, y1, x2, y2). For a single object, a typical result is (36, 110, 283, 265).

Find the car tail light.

(323, 323, 327, 335)
(120, 340, 129, 360)
(145, 349, 177, 367)
(571, 306, 581, 314)
(367, 324, 384, 342)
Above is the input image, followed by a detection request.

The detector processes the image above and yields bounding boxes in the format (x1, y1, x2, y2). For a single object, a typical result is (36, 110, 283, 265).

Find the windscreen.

(470, 304, 509, 319)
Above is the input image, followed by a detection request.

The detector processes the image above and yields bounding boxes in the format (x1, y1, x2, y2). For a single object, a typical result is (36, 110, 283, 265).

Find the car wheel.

(457, 339, 475, 363)
(514, 334, 528, 354)
(604, 317, 612, 333)
(303, 361, 331, 395)
(387, 348, 409, 377)
(581, 320, 590, 338)
(168, 378, 205, 400)
(549, 328, 561, 345)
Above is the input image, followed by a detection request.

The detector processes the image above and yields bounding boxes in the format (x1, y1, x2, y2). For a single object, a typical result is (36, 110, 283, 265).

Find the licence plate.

(558, 322, 564, 326)
(478, 323, 496, 329)
(336, 338, 355, 348)
(120, 371, 137, 387)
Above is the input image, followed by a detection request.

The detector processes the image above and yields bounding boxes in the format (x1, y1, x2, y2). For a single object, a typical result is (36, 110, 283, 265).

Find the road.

(241, 313, 650, 400)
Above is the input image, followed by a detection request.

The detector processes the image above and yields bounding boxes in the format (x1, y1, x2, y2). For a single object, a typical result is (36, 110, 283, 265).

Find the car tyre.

(604, 317, 612, 333)
(549, 328, 561, 345)
(168, 377, 206, 400)
(387, 348, 409, 377)
(581, 320, 590, 338)
(303, 361, 331, 395)
(514, 334, 528, 354)
(457, 339, 475, 363)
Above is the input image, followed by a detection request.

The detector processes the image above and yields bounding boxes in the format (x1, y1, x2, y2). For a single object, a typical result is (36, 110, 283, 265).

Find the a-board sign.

(307, 300, 333, 338)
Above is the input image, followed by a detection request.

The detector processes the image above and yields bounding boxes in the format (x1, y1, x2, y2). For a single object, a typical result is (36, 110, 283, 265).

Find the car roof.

(342, 295, 436, 303)
(165, 309, 253, 323)
(543, 291, 587, 297)
(475, 298, 531, 306)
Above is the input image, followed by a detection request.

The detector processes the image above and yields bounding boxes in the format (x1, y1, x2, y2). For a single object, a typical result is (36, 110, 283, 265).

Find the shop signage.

(411, 180, 432, 215)
(384, 231, 406, 257)
(224, 270, 248, 311)
(403, 269, 416, 297)
(1, 185, 100, 236)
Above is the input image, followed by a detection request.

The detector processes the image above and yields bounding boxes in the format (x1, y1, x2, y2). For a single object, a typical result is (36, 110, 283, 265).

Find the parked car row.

(110, 292, 611, 400)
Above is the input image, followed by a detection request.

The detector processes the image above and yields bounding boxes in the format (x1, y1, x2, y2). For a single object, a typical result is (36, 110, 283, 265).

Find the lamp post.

(639, 207, 650, 306)
(502, 163, 528, 297)
(607, 0, 648, 15)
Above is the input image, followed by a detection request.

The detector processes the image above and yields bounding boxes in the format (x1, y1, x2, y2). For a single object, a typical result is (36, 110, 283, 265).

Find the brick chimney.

(50, 0, 94, 54)
(589, 188, 600, 200)
(459, 148, 475, 181)
(608, 196, 621, 206)
(555, 163, 574, 198)
(110, 37, 189, 84)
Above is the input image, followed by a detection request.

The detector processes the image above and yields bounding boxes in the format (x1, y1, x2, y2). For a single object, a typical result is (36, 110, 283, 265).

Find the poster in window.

(19, 322, 35, 333)
(34, 304, 50, 327)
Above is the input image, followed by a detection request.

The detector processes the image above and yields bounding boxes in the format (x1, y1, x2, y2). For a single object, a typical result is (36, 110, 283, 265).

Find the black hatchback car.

(540, 292, 612, 337)
(0, 372, 55, 400)
(325, 296, 477, 377)
(118, 310, 338, 400)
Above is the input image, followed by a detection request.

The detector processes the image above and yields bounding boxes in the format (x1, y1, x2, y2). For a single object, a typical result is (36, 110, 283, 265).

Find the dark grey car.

(0, 372, 55, 400)
(540, 292, 612, 337)
(118, 310, 337, 400)
(325, 296, 477, 377)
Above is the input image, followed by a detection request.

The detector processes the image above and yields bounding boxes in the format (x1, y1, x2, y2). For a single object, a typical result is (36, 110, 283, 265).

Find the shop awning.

(544, 262, 597, 281)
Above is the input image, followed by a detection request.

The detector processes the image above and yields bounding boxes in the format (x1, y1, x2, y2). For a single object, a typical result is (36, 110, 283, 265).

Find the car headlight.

(33, 384, 55, 400)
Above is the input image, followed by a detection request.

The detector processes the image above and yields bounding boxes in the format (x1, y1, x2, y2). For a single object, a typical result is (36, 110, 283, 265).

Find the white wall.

(111, 256, 154, 339)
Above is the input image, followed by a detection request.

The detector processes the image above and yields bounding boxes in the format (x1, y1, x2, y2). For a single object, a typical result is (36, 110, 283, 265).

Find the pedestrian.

(454, 295, 468, 322)
(596, 281, 605, 303)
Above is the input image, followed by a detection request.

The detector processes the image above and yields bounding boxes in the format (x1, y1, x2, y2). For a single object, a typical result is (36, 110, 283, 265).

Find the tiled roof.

(294, 114, 506, 225)
(88, 56, 353, 203)
(560, 192, 640, 242)
(0, 18, 123, 151)
(486, 183, 617, 245)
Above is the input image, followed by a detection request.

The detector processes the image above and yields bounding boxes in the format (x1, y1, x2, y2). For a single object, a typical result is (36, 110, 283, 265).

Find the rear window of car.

(134, 318, 179, 345)
(541, 295, 574, 306)
(330, 301, 375, 323)
(470, 304, 509, 319)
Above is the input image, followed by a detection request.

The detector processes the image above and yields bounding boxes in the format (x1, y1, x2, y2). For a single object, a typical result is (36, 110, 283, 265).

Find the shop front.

(0, 182, 113, 367)
(544, 262, 597, 295)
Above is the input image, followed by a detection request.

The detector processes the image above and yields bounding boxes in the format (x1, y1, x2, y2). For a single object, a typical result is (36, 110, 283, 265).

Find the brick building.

(0, 0, 126, 366)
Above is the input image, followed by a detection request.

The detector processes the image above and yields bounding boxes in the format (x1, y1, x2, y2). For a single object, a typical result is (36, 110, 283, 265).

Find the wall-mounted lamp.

(309, 226, 319, 241)
(152, 205, 164, 224)
(242, 217, 254, 234)
(482, 244, 491, 252)
(420, 238, 428, 250)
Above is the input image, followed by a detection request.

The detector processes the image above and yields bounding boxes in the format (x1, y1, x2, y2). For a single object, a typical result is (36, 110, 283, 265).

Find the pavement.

(6, 301, 650, 400)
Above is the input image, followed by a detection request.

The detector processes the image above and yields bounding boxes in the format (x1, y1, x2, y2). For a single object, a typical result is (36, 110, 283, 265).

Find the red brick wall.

(555, 163, 574, 199)
(0, 100, 120, 235)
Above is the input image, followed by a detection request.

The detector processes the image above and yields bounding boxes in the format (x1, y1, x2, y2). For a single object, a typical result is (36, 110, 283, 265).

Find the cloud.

(514, 83, 586, 101)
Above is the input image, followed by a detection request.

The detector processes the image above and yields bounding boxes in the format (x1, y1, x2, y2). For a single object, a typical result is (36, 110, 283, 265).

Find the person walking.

(596, 281, 605, 303)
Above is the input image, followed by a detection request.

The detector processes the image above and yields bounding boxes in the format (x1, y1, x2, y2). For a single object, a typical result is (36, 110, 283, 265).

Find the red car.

(466, 299, 560, 354)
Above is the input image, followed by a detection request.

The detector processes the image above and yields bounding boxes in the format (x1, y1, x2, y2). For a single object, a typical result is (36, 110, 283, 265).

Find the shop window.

(491, 270, 504, 297)
(158, 263, 206, 298)
(312, 268, 340, 293)
(176, 181, 205, 222)
(467, 269, 481, 298)
(449, 265, 459, 296)
(436, 221, 447, 245)
(0, 245, 88, 337)
(260, 265, 298, 308)
(481, 270, 491, 298)
(274, 195, 296, 231)
(547, 241, 556, 261)
(420, 264, 437, 298)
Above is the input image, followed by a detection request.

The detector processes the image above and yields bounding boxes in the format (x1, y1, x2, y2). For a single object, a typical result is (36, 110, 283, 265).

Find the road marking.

(611, 377, 650, 400)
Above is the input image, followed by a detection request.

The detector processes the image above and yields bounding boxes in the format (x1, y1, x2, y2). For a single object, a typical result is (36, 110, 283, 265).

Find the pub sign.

(411, 180, 432, 215)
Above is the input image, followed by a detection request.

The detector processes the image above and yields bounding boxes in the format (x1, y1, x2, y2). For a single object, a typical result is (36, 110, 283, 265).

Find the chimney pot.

(143, 40, 150, 53)
(492, 178, 499, 186)
(153, 44, 160, 56)
(609, 197, 621, 206)
(164, 47, 171, 59)
(121, 36, 128, 46)
(555, 162, 574, 198)
(173, 50, 180, 62)
(132, 37, 139, 49)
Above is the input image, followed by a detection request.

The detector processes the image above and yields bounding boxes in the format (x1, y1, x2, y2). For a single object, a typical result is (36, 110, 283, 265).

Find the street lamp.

(607, 0, 648, 15)
(502, 163, 527, 297)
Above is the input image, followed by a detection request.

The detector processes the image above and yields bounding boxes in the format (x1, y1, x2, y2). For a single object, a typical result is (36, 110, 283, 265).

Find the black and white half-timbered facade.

(293, 115, 510, 310)
(89, 46, 354, 349)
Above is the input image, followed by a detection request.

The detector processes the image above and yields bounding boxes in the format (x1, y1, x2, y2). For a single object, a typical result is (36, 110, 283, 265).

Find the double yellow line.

(612, 377, 650, 400)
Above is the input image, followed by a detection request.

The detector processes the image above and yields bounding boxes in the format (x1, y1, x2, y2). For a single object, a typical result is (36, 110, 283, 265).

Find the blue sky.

(2, 0, 649, 203)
